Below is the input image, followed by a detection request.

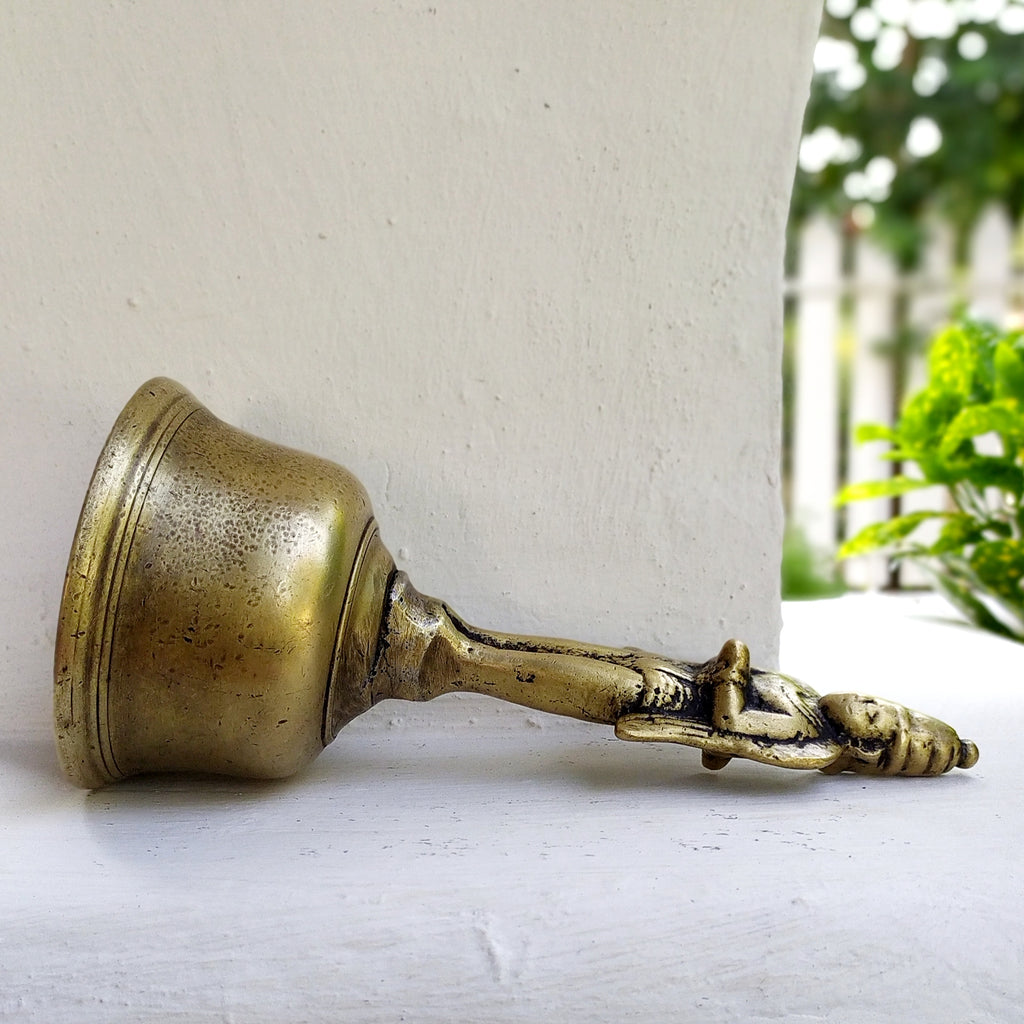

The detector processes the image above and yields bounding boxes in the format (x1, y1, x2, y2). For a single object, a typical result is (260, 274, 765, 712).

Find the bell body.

(55, 378, 392, 787)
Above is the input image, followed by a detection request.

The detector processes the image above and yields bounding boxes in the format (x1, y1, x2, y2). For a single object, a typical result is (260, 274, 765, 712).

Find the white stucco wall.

(1, 2, 820, 736)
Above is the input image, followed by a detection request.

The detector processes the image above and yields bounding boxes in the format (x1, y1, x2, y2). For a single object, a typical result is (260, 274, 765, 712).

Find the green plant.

(781, 523, 847, 600)
(793, 1, 1024, 269)
(837, 319, 1024, 641)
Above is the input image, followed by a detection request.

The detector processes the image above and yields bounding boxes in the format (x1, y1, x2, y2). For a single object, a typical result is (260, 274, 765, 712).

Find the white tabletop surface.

(2, 593, 1019, 1022)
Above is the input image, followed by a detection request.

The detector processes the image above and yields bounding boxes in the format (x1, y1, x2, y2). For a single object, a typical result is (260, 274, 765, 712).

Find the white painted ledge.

(2, 593, 1020, 1022)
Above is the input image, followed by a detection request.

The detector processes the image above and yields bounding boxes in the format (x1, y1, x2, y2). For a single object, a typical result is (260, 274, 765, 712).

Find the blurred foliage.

(792, 0, 1024, 267)
(781, 523, 848, 599)
(838, 319, 1024, 639)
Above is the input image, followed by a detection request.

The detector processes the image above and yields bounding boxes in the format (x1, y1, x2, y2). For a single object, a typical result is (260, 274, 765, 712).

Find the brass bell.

(55, 378, 978, 787)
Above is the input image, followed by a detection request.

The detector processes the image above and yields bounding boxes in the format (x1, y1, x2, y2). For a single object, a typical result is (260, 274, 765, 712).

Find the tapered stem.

(371, 573, 675, 725)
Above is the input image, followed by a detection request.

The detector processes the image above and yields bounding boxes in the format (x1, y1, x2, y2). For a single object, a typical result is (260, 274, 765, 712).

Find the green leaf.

(928, 326, 977, 398)
(932, 569, 1023, 641)
(994, 341, 1024, 403)
(835, 476, 935, 505)
(926, 513, 987, 555)
(911, 450, 961, 485)
(939, 401, 1024, 458)
(897, 388, 963, 449)
(854, 422, 897, 445)
(968, 540, 1024, 603)
(838, 511, 945, 558)
(953, 457, 1024, 496)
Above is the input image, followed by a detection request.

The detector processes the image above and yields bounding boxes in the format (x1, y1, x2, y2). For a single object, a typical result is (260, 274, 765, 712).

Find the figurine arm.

(615, 639, 844, 771)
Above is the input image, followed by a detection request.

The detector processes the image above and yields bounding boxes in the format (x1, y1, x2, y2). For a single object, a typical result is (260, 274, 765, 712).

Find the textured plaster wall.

(1, 2, 820, 730)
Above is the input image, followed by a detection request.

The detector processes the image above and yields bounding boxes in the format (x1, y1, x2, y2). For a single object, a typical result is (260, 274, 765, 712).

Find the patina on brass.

(55, 378, 979, 788)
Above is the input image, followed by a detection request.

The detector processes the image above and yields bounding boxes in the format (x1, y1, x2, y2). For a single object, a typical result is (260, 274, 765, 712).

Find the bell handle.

(370, 574, 978, 777)
(373, 573, 647, 726)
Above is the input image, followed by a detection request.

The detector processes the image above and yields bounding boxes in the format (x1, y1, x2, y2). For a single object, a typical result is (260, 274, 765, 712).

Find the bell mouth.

(54, 378, 202, 788)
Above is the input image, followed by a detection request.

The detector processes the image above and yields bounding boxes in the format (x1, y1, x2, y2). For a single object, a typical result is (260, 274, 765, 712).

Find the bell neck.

(370, 573, 655, 726)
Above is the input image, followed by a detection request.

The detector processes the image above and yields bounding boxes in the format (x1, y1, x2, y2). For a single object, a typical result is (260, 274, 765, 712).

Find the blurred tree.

(791, 0, 1024, 267)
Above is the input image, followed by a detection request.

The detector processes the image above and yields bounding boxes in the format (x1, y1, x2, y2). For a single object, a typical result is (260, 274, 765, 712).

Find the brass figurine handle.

(54, 379, 979, 787)
(372, 575, 977, 778)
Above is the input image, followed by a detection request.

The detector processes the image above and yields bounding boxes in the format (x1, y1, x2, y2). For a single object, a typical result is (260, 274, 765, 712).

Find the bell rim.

(53, 377, 202, 787)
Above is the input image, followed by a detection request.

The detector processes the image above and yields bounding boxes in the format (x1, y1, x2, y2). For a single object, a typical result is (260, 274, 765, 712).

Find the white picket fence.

(786, 203, 1024, 588)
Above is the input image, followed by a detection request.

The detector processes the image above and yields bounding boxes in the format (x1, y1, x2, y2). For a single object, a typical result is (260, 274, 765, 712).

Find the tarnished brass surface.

(55, 379, 979, 787)
(55, 379, 379, 787)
